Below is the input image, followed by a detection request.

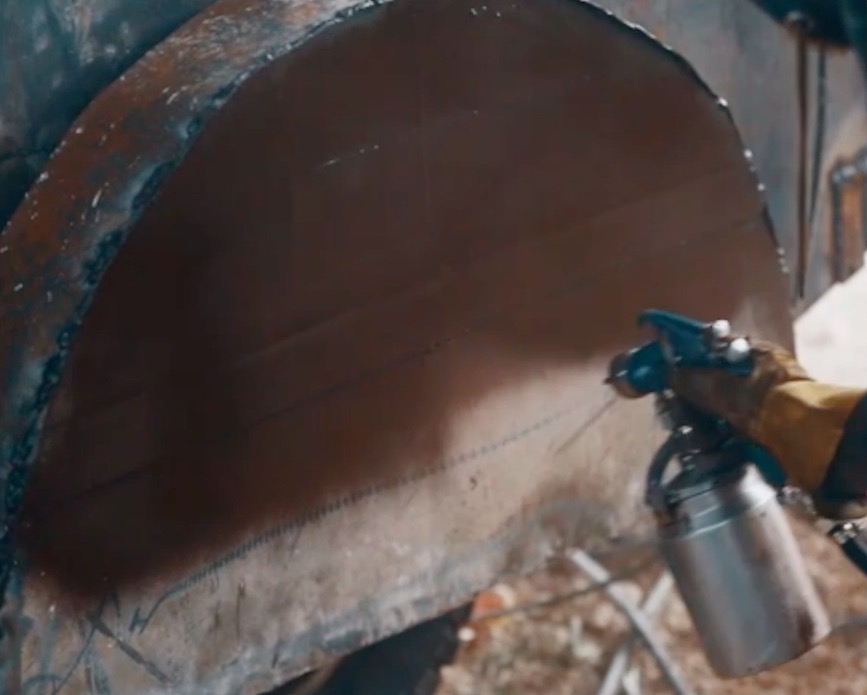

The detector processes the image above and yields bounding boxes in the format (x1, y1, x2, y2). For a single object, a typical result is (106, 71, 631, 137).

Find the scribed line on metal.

(127, 395, 614, 635)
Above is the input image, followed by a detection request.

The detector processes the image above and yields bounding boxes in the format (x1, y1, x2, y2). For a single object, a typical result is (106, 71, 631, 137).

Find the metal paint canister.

(656, 464, 830, 677)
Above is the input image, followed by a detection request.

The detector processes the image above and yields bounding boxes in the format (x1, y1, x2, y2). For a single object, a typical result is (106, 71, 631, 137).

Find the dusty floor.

(435, 261, 867, 695)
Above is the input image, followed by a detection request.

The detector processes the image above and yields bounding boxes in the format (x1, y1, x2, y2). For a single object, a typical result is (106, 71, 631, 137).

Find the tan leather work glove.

(669, 340, 867, 519)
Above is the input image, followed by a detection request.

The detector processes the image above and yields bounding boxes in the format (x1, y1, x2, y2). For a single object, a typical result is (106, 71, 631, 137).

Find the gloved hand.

(669, 339, 867, 519)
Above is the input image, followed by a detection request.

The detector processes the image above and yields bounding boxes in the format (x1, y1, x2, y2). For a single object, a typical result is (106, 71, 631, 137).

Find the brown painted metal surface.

(2, 1, 867, 303)
(0, 0, 793, 692)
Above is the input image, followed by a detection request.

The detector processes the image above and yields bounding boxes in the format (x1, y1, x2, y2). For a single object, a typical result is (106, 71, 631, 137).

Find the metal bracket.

(830, 147, 867, 282)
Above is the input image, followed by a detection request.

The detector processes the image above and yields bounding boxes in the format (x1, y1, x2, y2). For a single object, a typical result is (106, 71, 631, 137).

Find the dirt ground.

(435, 261, 867, 695)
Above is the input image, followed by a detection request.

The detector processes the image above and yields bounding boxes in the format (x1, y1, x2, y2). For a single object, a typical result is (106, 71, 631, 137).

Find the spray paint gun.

(606, 310, 832, 677)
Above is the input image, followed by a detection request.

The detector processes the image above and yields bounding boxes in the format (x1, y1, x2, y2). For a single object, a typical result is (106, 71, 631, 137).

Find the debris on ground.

(436, 517, 867, 695)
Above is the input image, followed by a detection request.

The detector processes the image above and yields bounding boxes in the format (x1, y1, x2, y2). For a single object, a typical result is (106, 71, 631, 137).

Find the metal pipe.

(568, 550, 695, 695)
(595, 571, 675, 695)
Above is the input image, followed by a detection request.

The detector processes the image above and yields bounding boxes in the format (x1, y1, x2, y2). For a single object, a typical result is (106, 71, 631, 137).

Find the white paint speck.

(92, 187, 104, 208)
(457, 627, 476, 643)
(46, 291, 53, 303)
(35, 34, 50, 53)
(37, 172, 49, 183)
(74, 126, 84, 135)
(119, 21, 132, 45)
(0, 246, 7, 254)
(13, 283, 23, 292)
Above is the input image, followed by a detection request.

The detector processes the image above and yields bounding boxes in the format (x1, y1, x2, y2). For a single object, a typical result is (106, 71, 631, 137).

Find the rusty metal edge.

(0, 0, 787, 687)
(0, 0, 395, 686)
